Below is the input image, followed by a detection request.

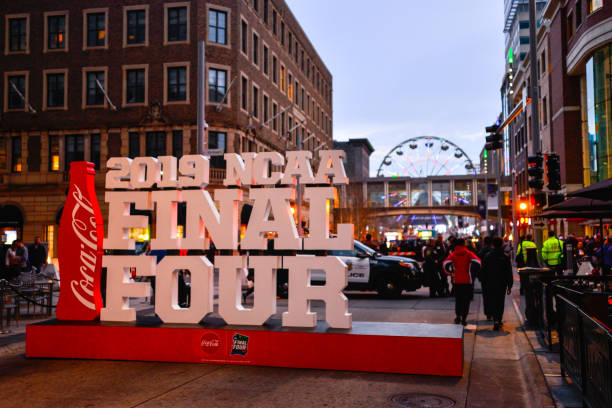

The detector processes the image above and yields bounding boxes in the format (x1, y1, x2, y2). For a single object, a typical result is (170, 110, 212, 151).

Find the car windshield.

(354, 240, 376, 256)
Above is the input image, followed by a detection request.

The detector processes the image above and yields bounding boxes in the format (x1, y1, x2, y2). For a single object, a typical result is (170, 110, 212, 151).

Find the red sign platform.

(26, 318, 463, 376)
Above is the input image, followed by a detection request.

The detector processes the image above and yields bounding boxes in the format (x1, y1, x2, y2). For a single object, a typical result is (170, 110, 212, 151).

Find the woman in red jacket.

(443, 238, 481, 326)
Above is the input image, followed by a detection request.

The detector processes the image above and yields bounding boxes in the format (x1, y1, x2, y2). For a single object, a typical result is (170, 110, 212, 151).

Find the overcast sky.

(286, 0, 505, 175)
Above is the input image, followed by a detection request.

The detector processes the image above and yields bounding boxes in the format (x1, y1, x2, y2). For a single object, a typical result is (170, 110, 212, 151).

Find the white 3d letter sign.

(101, 151, 353, 328)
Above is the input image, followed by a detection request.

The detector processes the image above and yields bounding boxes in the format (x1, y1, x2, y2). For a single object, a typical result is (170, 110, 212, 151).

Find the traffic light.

(546, 153, 561, 191)
(527, 154, 544, 189)
(484, 124, 502, 151)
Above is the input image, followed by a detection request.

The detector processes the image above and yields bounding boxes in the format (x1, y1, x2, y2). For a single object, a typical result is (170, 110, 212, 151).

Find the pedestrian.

(4, 240, 27, 280)
(481, 237, 513, 330)
(516, 234, 538, 267)
(542, 230, 564, 274)
(434, 235, 449, 296)
(597, 237, 612, 275)
(422, 239, 441, 297)
(28, 236, 47, 273)
(478, 236, 494, 320)
(378, 238, 389, 255)
(443, 238, 481, 326)
(364, 234, 378, 250)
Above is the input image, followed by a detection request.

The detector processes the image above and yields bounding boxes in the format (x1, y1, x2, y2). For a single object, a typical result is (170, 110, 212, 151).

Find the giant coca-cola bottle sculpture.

(56, 161, 104, 320)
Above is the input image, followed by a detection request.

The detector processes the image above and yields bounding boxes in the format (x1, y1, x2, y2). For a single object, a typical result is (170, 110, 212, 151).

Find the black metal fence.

(557, 295, 612, 408)
(0, 279, 54, 332)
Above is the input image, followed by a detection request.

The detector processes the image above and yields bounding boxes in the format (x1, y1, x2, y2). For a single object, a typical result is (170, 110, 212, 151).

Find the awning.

(546, 196, 612, 212)
(567, 178, 612, 201)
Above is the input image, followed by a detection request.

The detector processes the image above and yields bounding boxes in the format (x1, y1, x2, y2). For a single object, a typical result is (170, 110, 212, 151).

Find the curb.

(511, 297, 557, 408)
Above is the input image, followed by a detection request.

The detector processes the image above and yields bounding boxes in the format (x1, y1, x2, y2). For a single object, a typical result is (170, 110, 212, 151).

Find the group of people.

(1, 237, 47, 281)
(516, 231, 612, 276)
(441, 236, 513, 330)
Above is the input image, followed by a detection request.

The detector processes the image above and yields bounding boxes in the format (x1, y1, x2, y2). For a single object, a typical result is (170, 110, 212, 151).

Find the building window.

(47, 14, 66, 50)
(208, 68, 227, 103)
(146, 131, 166, 157)
(253, 0, 258, 12)
(576, 0, 582, 27)
(252, 86, 259, 118)
(519, 20, 529, 29)
(172, 130, 183, 158)
(241, 20, 248, 54)
(90, 133, 101, 170)
(253, 33, 259, 65)
(65, 134, 84, 170)
(129, 132, 140, 158)
(167, 66, 187, 102)
(273, 11, 278, 35)
(272, 56, 278, 83)
(588, 0, 603, 13)
(241, 76, 248, 111)
(126, 68, 145, 104)
(263, 0, 268, 24)
(209, 9, 227, 45)
(280, 66, 286, 92)
(263, 94, 269, 123)
(280, 21, 284, 44)
(567, 13, 574, 38)
(86, 71, 105, 106)
(288, 33, 292, 54)
(8, 17, 27, 52)
(167, 6, 187, 43)
(7, 75, 26, 110)
(542, 96, 548, 126)
(48, 135, 60, 171)
(263, 45, 269, 75)
(208, 131, 226, 169)
(11, 137, 22, 172)
(86, 12, 106, 47)
(125, 8, 147, 45)
(46, 72, 65, 108)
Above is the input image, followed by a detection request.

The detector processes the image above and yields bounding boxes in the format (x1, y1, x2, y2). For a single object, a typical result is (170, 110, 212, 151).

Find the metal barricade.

(518, 267, 553, 327)
(557, 294, 612, 408)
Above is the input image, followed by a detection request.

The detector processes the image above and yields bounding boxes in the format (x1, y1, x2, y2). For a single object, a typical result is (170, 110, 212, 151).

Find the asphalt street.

(0, 285, 555, 408)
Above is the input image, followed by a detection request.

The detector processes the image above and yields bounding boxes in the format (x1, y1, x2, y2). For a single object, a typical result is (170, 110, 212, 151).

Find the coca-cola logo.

(69, 185, 98, 311)
(200, 333, 221, 354)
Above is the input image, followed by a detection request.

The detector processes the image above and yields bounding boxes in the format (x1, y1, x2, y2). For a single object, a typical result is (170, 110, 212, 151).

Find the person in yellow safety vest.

(542, 230, 564, 272)
(516, 234, 537, 267)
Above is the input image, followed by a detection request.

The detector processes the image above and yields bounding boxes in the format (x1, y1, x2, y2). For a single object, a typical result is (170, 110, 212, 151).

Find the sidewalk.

(0, 283, 575, 407)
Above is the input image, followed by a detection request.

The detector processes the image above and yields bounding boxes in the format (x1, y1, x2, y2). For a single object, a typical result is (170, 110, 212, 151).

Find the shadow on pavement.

(475, 329, 511, 338)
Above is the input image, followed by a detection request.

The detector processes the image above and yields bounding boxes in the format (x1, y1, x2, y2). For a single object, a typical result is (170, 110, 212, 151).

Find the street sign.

(203, 148, 225, 156)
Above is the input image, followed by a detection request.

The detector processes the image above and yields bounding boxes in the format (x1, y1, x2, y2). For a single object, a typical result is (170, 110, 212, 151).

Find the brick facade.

(0, 0, 333, 259)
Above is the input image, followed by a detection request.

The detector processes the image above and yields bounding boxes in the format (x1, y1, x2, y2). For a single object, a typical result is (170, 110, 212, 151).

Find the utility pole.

(528, 0, 543, 249)
(296, 129, 303, 237)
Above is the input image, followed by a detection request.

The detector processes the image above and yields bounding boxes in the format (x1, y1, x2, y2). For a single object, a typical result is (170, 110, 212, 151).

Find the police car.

(276, 240, 424, 298)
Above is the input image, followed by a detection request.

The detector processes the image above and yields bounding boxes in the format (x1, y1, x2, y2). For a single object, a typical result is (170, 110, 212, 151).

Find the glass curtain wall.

(584, 44, 612, 185)
(367, 183, 385, 207)
(411, 182, 428, 206)
(432, 181, 450, 206)
(388, 182, 407, 207)
(453, 180, 473, 205)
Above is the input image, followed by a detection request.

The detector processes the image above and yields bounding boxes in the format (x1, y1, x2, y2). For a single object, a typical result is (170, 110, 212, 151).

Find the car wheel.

(376, 275, 402, 298)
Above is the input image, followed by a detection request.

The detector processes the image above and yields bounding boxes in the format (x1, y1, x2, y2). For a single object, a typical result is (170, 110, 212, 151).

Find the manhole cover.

(388, 393, 455, 408)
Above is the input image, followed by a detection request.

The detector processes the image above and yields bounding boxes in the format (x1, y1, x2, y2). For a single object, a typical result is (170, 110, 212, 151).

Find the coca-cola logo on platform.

(69, 185, 98, 311)
(201, 333, 221, 354)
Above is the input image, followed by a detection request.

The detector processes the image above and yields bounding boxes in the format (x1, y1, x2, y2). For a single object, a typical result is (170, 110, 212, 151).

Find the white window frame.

(43, 68, 68, 111)
(83, 8, 109, 50)
(123, 5, 149, 48)
(164, 2, 190, 45)
(43, 10, 69, 53)
(206, 4, 231, 49)
(4, 13, 30, 55)
(122, 64, 149, 107)
(82, 66, 109, 109)
(3, 70, 29, 113)
(163, 62, 190, 105)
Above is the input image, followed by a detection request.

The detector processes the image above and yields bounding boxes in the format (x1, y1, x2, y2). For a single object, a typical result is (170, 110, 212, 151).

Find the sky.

(285, 0, 506, 175)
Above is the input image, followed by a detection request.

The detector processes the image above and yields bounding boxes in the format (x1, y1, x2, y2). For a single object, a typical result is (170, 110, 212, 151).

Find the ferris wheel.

(376, 136, 477, 178)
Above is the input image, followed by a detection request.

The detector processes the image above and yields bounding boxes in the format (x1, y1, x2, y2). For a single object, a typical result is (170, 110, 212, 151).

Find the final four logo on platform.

(57, 150, 355, 329)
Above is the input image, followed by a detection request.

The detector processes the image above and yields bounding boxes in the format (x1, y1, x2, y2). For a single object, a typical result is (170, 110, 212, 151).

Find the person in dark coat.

(422, 240, 441, 297)
(477, 236, 494, 320)
(481, 237, 514, 330)
(28, 237, 47, 272)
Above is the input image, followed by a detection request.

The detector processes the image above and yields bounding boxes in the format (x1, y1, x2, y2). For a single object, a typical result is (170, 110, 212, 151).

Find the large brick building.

(0, 0, 333, 261)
